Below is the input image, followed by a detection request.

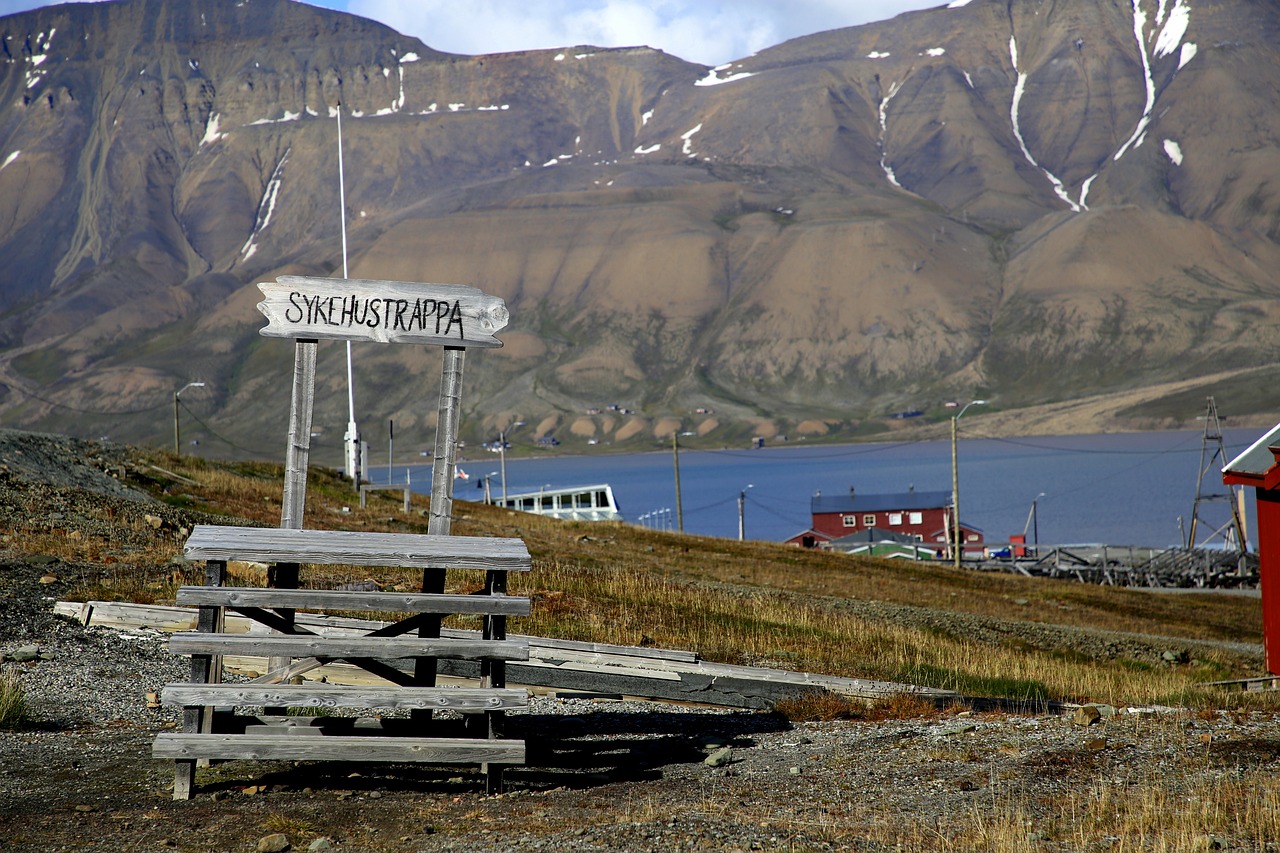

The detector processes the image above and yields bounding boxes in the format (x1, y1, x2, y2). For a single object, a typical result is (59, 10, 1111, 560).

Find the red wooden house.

(786, 488, 983, 555)
(1222, 423, 1280, 674)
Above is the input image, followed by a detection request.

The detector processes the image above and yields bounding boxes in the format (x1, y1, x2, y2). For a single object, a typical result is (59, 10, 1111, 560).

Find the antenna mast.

(1188, 396, 1246, 551)
(337, 102, 361, 487)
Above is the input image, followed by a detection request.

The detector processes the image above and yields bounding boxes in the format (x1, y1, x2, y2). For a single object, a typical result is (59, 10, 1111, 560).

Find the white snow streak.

(1010, 37, 1084, 212)
(641, 109, 654, 126)
(695, 68, 755, 86)
(1178, 42, 1197, 69)
(867, 51, 891, 59)
(249, 110, 300, 125)
(200, 113, 224, 146)
(0, 150, 19, 172)
(400, 52, 420, 63)
(634, 143, 661, 154)
(963, 71, 974, 88)
(1163, 139, 1184, 165)
(947, 0, 974, 6)
(925, 48, 946, 57)
(878, 81, 903, 188)
(240, 148, 290, 261)
(1153, 0, 1190, 57)
(681, 123, 702, 156)
(1113, 0, 1156, 162)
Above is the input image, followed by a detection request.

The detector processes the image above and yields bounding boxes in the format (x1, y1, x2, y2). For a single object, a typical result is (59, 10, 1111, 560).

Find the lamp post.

(498, 421, 525, 503)
(950, 399, 986, 568)
(1032, 492, 1044, 552)
(173, 382, 205, 455)
(738, 484, 754, 541)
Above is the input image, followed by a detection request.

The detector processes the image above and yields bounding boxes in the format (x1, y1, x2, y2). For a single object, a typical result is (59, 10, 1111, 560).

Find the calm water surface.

(392, 429, 1262, 549)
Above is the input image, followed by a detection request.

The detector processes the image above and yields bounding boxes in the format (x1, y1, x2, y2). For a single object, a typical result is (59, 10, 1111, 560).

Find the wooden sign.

(257, 275, 509, 348)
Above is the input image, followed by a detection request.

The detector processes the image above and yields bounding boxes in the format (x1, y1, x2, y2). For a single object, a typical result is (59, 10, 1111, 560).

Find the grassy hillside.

(6, 437, 1269, 709)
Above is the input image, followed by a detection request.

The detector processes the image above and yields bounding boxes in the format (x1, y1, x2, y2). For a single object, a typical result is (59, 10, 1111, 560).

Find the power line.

(1, 381, 169, 415)
(175, 399, 265, 456)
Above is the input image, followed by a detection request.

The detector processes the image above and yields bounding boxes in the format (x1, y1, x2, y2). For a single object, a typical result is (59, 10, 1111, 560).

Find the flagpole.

(337, 101, 361, 487)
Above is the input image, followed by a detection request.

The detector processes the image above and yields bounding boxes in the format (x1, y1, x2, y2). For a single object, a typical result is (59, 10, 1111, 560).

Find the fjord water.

(400, 429, 1262, 549)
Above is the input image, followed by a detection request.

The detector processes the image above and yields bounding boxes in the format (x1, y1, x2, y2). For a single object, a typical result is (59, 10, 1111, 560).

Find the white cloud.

(344, 0, 946, 66)
(3, 0, 951, 67)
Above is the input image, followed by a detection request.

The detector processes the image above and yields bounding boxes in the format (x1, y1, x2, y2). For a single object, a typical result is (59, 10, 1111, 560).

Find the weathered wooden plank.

(257, 277, 510, 349)
(174, 586, 531, 616)
(161, 684, 527, 711)
(168, 633, 529, 662)
(153, 733, 525, 764)
(182, 525, 531, 571)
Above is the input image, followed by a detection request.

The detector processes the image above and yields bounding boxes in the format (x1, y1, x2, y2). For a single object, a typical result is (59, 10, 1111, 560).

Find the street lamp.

(950, 399, 986, 568)
(738, 484, 754, 541)
(498, 421, 525, 503)
(173, 382, 206, 455)
(1032, 492, 1045, 552)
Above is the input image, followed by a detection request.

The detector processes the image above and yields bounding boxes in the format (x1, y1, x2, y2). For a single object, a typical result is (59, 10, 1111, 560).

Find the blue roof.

(812, 490, 951, 514)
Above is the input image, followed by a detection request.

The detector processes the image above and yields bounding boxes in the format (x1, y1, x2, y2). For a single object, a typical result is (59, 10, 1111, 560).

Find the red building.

(786, 488, 983, 555)
(1222, 424, 1280, 674)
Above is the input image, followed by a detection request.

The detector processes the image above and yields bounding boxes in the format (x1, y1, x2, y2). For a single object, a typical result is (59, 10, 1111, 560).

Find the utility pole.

(1188, 396, 1247, 550)
(738, 484, 753, 541)
(951, 400, 986, 568)
(672, 432, 684, 532)
(173, 382, 205, 455)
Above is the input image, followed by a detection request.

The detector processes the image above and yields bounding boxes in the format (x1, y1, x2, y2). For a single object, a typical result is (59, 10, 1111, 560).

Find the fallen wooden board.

(58, 600, 953, 707)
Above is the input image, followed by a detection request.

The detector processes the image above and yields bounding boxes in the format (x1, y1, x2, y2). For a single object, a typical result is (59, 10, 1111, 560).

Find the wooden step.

(175, 586, 531, 616)
(182, 525, 531, 571)
(169, 633, 529, 661)
(161, 683, 528, 711)
(153, 732, 525, 764)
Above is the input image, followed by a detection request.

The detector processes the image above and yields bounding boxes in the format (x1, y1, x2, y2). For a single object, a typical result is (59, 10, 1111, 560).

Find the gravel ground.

(4, 430, 1280, 851)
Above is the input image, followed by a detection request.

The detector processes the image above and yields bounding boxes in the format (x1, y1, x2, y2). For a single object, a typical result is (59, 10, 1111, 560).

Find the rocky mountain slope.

(1, 0, 1278, 462)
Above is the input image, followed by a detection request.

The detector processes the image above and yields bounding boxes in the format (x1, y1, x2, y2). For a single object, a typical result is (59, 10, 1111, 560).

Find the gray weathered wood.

(175, 586, 531, 616)
(168, 633, 530, 662)
(257, 277, 510, 348)
(153, 733, 525, 764)
(161, 684, 527, 711)
(281, 341, 316, 530)
(182, 525, 531, 571)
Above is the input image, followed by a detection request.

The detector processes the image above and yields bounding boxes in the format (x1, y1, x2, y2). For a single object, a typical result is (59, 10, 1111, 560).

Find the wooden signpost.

(158, 276, 524, 798)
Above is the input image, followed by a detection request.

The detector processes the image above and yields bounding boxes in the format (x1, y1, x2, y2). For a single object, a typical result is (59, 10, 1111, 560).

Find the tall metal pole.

(951, 400, 986, 568)
(499, 430, 508, 503)
(738, 490, 746, 541)
(672, 432, 684, 532)
(337, 102, 361, 488)
(950, 416, 960, 567)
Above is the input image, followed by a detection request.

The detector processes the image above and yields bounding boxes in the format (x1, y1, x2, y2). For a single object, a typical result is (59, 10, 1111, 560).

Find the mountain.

(1, 0, 1279, 463)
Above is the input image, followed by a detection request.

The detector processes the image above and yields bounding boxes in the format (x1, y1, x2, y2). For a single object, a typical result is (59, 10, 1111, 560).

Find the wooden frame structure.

(155, 276, 525, 798)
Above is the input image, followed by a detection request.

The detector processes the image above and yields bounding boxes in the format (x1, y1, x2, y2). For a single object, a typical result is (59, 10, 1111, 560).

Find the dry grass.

(16, 447, 1268, 711)
(0, 669, 29, 731)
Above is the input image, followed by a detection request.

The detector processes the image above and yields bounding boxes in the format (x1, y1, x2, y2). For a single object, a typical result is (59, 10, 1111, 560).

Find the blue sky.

(0, 0, 947, 66)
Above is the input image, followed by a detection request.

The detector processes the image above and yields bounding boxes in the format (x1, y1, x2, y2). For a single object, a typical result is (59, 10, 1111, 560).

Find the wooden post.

(281, 340, 317, 531)
(482, 567, 508, 794)
(415, 347, 466, 716)
(175, 559, 226, 800)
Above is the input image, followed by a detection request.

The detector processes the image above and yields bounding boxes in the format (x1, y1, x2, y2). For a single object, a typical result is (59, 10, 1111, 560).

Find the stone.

(938, 722, 977, 736)
(257, 834, 291, 853)
(1085, 738, 1107, 751)
(38, 574, 58, 584)
(308, 839, 333, 852)
(144, 514, 164, 529)
(1071, 705, 1102, 727)
(704, 747, 734, 767)
(9, 645, 40, 663)
(1162, 649, 1190, 664)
